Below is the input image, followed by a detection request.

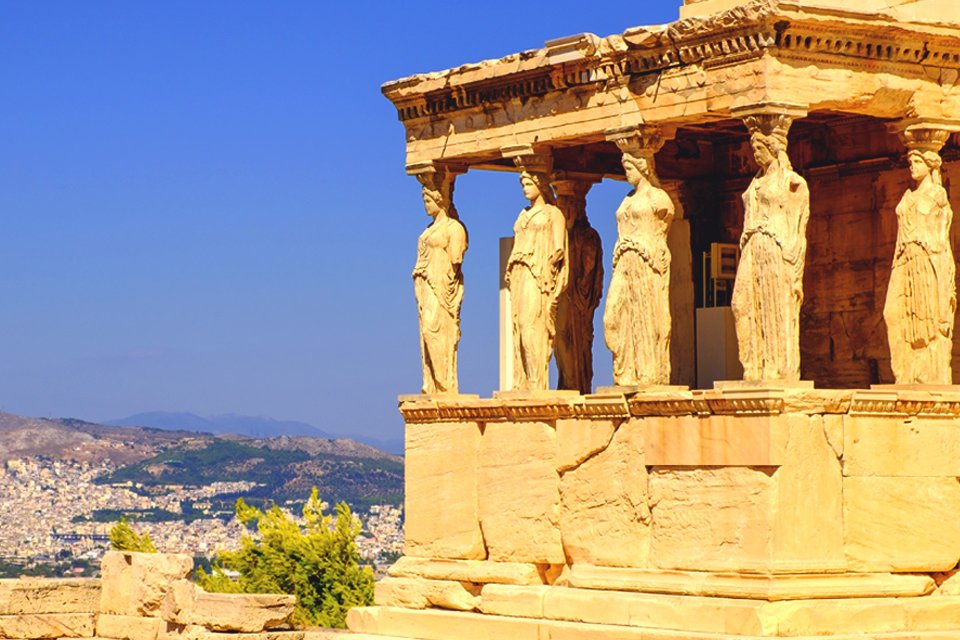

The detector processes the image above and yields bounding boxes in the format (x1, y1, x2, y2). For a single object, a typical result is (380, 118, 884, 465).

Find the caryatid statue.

(554, 177, 603, 394)
(884, 123, 957, 385)
(411, 162, 468, 394)
(603, 128, 675, 386)
(505, 153, 568, 391)
(731, 105, 810, 382)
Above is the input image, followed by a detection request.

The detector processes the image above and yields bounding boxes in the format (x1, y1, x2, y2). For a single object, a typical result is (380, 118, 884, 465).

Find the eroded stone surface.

(649, 466, 773, 572)
(99, 551, 193, 617)
(161, 580, 294, 632)
(845, 476, 960, 572)
(771, 415, 844, 571)
(555, 418, 615, 473)
(387, 557, 543, 586)
(844, 415, 960, 477)
(0, 613, 95, 639)
(559, 420, 650, 567)
(478, 422, 563, 564)
(404, 422, 485, 560)
(0, 579, 100, 615)
(375, 578, 479, 612)
(96, 613, 165, 640)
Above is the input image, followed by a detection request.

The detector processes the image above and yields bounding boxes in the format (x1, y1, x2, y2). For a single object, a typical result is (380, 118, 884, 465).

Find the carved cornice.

(850, 392, 960, 418)
(382, 1, 960, 125)
(399, 389, 960, 423)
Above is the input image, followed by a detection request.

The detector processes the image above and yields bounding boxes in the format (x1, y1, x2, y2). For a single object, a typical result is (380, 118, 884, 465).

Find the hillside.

(0, 412, 404, 508)
(106, 410, 404, 455)
(0, 412, 203, 465)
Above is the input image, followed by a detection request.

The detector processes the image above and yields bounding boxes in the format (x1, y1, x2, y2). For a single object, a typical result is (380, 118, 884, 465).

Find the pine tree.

(197, 488, 374, 628)
(108, 518, 158, 553)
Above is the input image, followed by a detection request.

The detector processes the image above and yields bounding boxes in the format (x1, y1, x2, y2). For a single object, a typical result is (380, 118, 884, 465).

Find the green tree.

(197, 488, 374, 629)
(108, 518, 157, 553)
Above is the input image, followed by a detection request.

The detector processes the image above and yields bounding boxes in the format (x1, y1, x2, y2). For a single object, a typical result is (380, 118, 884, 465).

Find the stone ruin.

(346, 0, 960, 638)
(0, 551, 341, 640)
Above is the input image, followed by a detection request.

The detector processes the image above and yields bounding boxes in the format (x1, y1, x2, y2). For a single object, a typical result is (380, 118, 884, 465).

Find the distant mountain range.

(106, 411, 403, 455)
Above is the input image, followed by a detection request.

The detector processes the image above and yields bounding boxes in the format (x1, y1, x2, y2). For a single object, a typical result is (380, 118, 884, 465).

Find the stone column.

(602, 126, 675, 387)
(552, 174, 603, 394)
(730, 103, 809, 383)
(408, 160, 468, 395)
(882, 119, 959, 385)
(500, 145, 567, 391)
(661, 179, 696, 388)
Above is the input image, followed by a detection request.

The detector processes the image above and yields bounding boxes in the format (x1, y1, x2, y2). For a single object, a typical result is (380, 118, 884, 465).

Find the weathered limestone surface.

(374, 578, 478, 612)
(554, 418, 615, 472)
(644, 414, 789, 466)
(649, 466, 774, 572)
(387, 557, 543, 586)
(404, 422, 484, 560)
(477, 422, 563, 564)
(0, 613, 95, 639)
(844, 476, 960, 572)
(558, 420, 650, 567)
(99, 552, 193, 617)
(0, 580, 100, 615)
(566, 565, 935, 600)
(161, 580, 295, 632)
(95, 613, 165, 640)
(770, 415, 844, 571)
(478, 584, 548, 618)
(844, 414, 960, 476)
(347, 606, 542, 640)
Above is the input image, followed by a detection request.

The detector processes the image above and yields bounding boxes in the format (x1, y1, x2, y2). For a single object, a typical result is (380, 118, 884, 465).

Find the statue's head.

(422, 184, 445, 218)
(744, 113, 792, 172)
(907, 148, 942, 185)
(622, 151, 654, 187)
(520, 171, 556, 205)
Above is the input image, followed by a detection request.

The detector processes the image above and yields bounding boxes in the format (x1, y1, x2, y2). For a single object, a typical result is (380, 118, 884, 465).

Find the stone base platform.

(348, 599, 960, 639)
(376, 387, 960, 639)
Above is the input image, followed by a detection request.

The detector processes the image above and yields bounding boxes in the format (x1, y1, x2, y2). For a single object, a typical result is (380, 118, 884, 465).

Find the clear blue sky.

(0, 2, 680, 442)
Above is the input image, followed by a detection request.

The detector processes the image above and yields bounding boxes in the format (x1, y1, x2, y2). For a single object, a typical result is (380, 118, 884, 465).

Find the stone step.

(0, 613, 96, 639)
(347, 602, 960, 638)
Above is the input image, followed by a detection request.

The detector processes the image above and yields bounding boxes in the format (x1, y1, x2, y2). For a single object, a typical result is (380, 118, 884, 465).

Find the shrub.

(108, 518, 157, 553)
(197, 488, 374, 628)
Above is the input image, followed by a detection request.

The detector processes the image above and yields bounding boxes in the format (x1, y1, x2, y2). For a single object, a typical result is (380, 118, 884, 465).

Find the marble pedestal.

(347, 387, 960, 639)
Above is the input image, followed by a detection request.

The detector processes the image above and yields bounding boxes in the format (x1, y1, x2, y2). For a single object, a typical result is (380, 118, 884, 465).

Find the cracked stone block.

(100, 552, 193, 617)
(559, 419, 651, 567)
(478, 422, 564, 564)
(845, 476, 960, 572)
(0, 578, 100, 615)
(404, 422, 485, 560)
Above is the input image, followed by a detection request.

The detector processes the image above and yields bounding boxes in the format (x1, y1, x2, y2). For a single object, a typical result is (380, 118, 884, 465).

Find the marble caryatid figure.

(603, 130, 675, 386)
(412, 165, 468, 394)
(506, 157, 568, 391)
(731, 109, 810, 382)
(554, 179, 603, 394)
(884, 127, 956, 385)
